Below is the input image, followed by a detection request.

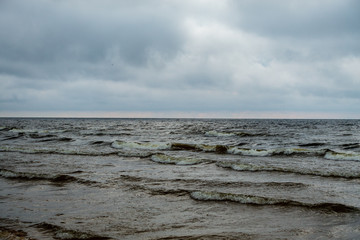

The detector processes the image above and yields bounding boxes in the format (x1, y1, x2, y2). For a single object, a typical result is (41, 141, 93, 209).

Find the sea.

(0, 118, 359, 240)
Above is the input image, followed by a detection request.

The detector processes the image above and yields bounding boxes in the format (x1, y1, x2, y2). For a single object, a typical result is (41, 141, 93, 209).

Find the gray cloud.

(230, 0, 360, 37)
(229, 0, 360, 60)
(0, 0, 184, 79)
(0, 0, 359, 117)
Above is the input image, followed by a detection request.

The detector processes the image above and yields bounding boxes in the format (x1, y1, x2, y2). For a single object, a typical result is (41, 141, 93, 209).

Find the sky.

(0, 0, 360, 118)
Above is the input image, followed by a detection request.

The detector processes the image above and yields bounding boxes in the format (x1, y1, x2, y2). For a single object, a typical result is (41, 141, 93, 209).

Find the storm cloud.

(0, 0, 359, 118)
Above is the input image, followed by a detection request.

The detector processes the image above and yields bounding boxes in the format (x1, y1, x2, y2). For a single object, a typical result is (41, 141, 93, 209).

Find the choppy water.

(0, 118, 360, 239)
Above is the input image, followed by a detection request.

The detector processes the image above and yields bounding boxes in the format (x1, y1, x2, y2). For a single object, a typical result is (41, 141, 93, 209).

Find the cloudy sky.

(1, 0, 359, 118)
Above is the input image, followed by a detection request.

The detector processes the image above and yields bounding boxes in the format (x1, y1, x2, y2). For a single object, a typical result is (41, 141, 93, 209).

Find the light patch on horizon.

(0, 0, 359, 118)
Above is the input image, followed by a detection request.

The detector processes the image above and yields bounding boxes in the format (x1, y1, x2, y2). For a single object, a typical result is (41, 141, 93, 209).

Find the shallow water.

(0, 118, 360, 239)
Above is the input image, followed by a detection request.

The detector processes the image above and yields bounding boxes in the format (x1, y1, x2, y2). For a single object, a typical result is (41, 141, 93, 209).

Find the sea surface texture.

(0, 118, 359, 239)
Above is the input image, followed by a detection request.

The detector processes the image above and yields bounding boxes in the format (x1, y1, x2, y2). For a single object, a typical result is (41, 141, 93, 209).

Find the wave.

(0, 126, 12, 131)
(119, 174, 308, 190)
(154, 233, 253, 240)
(341, 143, 360, 150)
(89, 140, 111, 146)
(112, 140, 170, 150)
(205, 131, 236, 137)
(0, 169, 95, 185)
(0, 226, 32, 240)
(117, 151, 154, 158)
(0, 146, 118, 156)
(205, 130, 267, 137)
(119, 179, 356, 213)
(83, 132, 131, 136)
(324, 150, 360, 161)
(1, 135, 24, 141)
(189, 191, 359, 213)
(216, 161, 360, 179)
(170, 143, 228, 154)
(151, 154, 205, 165)
(229, 147, 327, 157)
(36, 137, 74, 142)
(170, 142, 327, 157)
(1, 131, 74, 143)
(110, 141, 360, 162)
(298, 142, 326, 147)
(8, 128, 66, 134)
(28, 133, 57, 139)
(34, 222, 110, 240)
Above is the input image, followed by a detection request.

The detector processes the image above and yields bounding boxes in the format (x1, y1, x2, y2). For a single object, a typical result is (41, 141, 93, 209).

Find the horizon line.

(1, 111, 359, 120)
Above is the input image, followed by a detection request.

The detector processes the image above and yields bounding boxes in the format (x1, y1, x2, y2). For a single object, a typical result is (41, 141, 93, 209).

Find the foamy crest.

(151, 154, 203, 165)
(324, 151, 360, 161)
(280, 148, 327, 155)
(189, 191, 359, 213)
(227, 147, 327, 157)
(228, 147, 273, 156)
(216, 161, 360, 178)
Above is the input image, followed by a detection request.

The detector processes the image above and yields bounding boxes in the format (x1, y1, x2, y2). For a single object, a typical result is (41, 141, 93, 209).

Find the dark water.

(0, 118, 360, 239)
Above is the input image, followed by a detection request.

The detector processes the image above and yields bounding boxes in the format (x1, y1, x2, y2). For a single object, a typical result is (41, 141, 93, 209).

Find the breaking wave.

(216, 161, 360, 179)
(171, 142, 327, 157)
(110, 140, 360, 162)
(190, 191, 359, 213)
(228, 147, 327, 157)
(170, 142, 228, 154)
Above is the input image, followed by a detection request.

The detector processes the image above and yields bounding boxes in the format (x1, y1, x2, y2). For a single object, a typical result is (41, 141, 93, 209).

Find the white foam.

(281, 148, 326, 155)
(195, 144, 217, 152)
(228, 147, 273, 156)
(324, 151, 360, 161)
(216, 161, 360, 178)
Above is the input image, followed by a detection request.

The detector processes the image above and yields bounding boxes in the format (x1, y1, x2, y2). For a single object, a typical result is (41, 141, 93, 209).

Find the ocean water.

(0, 118, 359, 239)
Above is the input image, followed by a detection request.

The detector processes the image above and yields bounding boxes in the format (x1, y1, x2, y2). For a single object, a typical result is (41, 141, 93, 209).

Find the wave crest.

(324, 150, 360, 161)
(216, 161, 360, 179)
(0, 169, 94, 185)
(0, 146, 117, 156)
(190, 191, 358, 213)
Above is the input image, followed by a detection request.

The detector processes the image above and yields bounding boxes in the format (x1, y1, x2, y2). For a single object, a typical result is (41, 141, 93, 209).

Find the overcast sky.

(1, 0, 359, 118)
